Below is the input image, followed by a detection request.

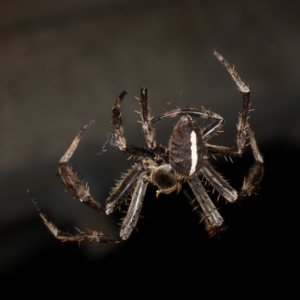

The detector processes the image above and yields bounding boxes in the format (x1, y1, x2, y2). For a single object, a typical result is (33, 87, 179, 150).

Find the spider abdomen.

(169, 115, 207, 177)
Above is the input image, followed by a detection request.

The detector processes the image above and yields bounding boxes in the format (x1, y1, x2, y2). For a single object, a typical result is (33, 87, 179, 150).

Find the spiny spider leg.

(238, 128, 264, 202)
(58, 120, 102, 213)
(111, 91, 161, 159)
(188, 176, 226, 236)
(120, 172, 149, 240)
(202, 118, 225, 140)
(136, 87, 168, 161)
(201, 165, 238, 202)
(111, 90, 128, 152)
(214, 51, 251, 154)
(27, 121, 122, 243)
(206, 144, 237, 156)
(203, 52, 252, 157)
(137, 87, 157, 149)
(151, 106, 225, 138)
(105, 164, 143, 214)
(27, 190, 121, 243)
(202, 129, 264, 203)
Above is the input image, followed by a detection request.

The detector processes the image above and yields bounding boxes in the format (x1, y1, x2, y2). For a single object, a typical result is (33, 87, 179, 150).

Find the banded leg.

(111, 91, 161, 159)
(238, 129, 264, 202)
(214, 51, 251, 154)
(151, 106, 225, 141)
(119, 172, 149, 240)
(201, 164, 238, 203)
(137, 87, 157, 149)
(58, 120, 102, 213)
(203, 129, 264, 203)
(105, 164, 143, 214)
(188, 175, 226, 237)
(27, 190, 121, 243)
(111, 91, 128, 152)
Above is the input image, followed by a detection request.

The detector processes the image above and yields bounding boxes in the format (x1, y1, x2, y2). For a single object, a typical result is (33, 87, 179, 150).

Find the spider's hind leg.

(27, 190, 121, 244)
(105, 164, 144, 214)
(58, 120, 103, 213)
(238, 129, 264, 202)
(204, 128, 264, 203)
(104, 164, 149, 240)
(119, 172, 149, 240)
(187, 175, 227, 237)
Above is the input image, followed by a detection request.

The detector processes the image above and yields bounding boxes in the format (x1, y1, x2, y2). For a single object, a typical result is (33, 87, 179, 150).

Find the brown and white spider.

(27, 51, 264, 243)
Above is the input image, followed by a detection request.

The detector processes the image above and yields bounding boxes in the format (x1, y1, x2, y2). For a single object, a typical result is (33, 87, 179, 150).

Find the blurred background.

(1, 0, 298, 294)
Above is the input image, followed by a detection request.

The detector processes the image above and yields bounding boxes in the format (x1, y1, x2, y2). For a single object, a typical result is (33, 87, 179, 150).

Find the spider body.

(28, 51, 264, 243)
(169, 114, 208, 178)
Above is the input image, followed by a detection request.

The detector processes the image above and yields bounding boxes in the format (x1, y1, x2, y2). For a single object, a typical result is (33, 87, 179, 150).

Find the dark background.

(1, 0, 298, 295)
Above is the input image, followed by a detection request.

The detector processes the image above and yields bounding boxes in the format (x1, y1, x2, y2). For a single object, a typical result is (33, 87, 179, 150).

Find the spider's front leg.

(151, 106, 225, 137)
(112, 88, 167, 161)
(111, 91, 158, 159)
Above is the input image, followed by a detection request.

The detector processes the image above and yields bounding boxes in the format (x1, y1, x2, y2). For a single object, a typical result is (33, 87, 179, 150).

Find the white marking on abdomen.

(189, 131, 198, 175)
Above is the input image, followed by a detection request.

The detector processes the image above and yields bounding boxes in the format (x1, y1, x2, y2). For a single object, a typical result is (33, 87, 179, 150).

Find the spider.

(27, 51, 264, 243)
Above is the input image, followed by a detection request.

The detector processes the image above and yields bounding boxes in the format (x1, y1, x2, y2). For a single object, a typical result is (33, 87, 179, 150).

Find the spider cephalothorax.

(28, 51, 264, 242)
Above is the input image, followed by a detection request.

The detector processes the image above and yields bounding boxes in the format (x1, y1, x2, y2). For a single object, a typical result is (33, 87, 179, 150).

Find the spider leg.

(27, 190, 121, 243)
(202, 129, 264, 203)
(111, 91, 163, 159)
(119, 172, 149, 240)
(214, 51, 251, 154)
(201, 164, 238, 203)
(137, 87, 157, 149)
(58, 120, 103, 213)
(151, 106, 225, 141)
(206, 144, 237, 156)
(111, 91, 128, 152)
(151, 106, 223, 125)
(100, 163, 149, 240)
(238, 129, 264, 202)
(105, 164, 144, 214)
(188, 175, 226, 236)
